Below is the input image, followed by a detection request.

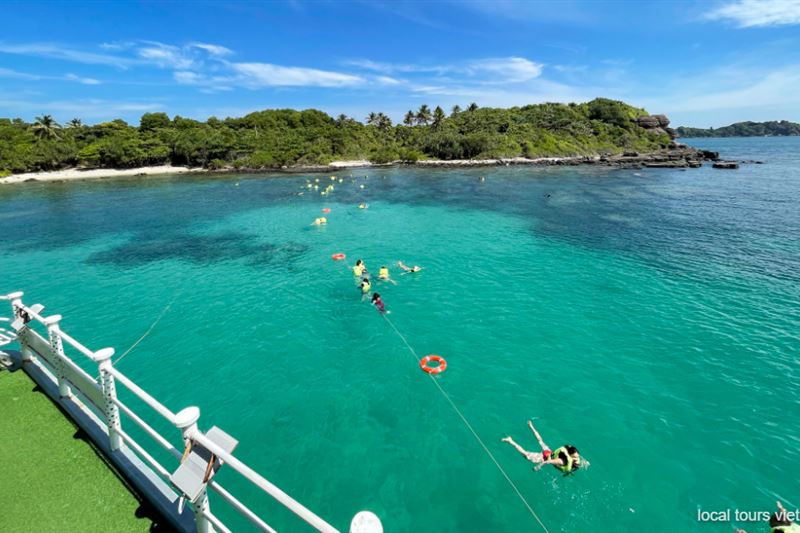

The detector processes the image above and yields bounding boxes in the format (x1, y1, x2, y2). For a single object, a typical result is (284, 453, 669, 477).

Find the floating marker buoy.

(322, 208, 331, 213)
(420, 355, 447, 374)
(331, 253, 346, 261)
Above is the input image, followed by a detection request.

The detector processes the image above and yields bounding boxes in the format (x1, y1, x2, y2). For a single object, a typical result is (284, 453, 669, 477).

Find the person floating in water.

(359, 277, 371, 299)
(736, 501, 800, 533)
(397, 260, 423, 274)
(378, 265, 398, 285)
(371, 292, 387, 314)
(353, 259, 368, 277)
(312, 216, 327, 226)
(501, 419, 584, 475)
(358, 202, 368, 209)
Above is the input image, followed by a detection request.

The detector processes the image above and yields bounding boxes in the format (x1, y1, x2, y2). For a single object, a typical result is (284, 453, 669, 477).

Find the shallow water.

(1, 137, 798, 532)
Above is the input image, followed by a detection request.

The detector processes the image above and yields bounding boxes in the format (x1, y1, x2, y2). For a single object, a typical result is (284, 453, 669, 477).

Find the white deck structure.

(1, 291, 382, 533)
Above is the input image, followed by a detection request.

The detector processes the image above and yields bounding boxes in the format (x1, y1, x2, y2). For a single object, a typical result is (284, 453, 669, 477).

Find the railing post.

(8, 292, 31, 361)
(96, 347, 124, 451)
(43, 315, 72, 398)
(175, 406, 214, 533)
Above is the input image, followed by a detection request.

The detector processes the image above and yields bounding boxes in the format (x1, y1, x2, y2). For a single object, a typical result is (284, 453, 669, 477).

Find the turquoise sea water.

(1, 137, 798, 532)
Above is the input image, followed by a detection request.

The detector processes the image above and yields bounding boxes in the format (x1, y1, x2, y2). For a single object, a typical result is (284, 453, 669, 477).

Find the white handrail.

(5, 292, 380, 533)
(190, 430, 340, 533)
(201, 510, 233, 533)
(114, 397, 181, 458)
(55, 328, 99, 361)
(117, 427, 172, 478)
(210, 481, 278, 533)
(107, 366, 178, 424)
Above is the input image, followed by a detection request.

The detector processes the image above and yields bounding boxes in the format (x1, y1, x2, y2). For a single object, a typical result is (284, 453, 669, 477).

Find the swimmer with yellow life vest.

(502, 419, 585, 475)
(377, 265, 397, 285)
(353, 259, 368, 277)
(359, 277, 371, 300)
(312, 217, 327, 226)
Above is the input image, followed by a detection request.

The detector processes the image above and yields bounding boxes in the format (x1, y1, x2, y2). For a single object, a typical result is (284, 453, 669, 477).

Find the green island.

(0, 98, 682, 177)
(677, 120, 800, 138)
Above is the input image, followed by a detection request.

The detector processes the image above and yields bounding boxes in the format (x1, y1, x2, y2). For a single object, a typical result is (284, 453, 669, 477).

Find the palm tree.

(403, 110, 415, 126)
(467, 102, 479, 112)
(67, 118, 83, 129)
(366, 112, 379, 126)
(336, 114, 349, 126)
(451, 105, 462, 116)
(432, 106, 446, 127)
(31, 114, 61, 140)
(416, 104, 431, 126)
(376, 113, 392, 130)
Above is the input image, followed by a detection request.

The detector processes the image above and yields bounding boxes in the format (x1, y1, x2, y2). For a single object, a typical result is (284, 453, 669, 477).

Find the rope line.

(113, 292, 180, 366)
(381, 314, 550, 533)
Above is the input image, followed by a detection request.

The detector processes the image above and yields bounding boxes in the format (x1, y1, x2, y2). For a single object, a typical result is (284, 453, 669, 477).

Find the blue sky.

(1, 0, 799, 127)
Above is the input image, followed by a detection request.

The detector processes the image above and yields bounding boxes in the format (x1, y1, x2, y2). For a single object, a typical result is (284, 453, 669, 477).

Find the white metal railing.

(3, 291, 382, 533)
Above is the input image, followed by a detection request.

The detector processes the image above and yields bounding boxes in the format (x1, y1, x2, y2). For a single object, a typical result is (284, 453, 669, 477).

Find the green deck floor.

(0, 364, 166, 532)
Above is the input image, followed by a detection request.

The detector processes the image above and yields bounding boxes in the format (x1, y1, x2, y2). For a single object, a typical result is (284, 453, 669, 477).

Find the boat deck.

(0, 365, 163, 532)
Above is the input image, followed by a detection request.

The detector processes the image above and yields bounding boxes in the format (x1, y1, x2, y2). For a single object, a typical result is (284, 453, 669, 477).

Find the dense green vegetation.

(0, 98, 672, 174)
(677, 120, 800, 138)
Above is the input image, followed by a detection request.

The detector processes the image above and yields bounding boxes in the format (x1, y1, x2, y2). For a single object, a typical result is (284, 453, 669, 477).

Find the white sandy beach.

(0, 165, 204, 185)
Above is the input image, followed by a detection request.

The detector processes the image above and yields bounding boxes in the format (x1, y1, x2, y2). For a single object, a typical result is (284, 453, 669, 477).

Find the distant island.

(1, 98, 716, 178)
(677, 120, 800, 138)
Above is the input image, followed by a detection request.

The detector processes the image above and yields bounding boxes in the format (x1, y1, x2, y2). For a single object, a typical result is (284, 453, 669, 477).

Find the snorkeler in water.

(397, 260, 423, 274)
(353, 259, 368, 277)
(371, 292, 387, 314)
(378, 265, 398, 285)
(359, 277, 371, 299)
(311, 217, 327, 226)
(502, 419, 585, 475)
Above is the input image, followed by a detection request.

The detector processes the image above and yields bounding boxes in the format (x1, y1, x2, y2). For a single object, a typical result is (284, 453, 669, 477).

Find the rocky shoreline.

(3, 145, 751, 185)
(274, 144, 725, 173)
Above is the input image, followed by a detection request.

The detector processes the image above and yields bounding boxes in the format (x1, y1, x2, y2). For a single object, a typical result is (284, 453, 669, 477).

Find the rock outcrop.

(635, 114, 678, 139)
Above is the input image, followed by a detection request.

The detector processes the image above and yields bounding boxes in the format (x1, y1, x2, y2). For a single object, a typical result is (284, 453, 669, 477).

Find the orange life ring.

(420, 355, 447, 374)
(331, 253, 346, 261)
(322, 208, 331, 213)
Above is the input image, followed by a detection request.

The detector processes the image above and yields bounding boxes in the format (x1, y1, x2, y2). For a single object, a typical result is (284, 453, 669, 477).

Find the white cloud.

(231, 62, 364, 87)
(345, 56, 544, 84)
(468, 57, 543, 83)
(375, 75, 402, 85)
(174, 71, 203, 85)
(0, 43, 133, 67)
(190, 43, 233, 56)
(0, 67, 40, 80)
(644, 64, 800, 113)
(0, 67, 102, 85)
(343, 59, 448, 74)
(706, 0, 800, 27)
(137, 43, 197, 69)
(64, 73, 101, 85)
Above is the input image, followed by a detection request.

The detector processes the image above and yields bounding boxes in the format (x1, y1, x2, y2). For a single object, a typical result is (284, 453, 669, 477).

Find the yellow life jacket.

(379, 267, 389, 279)
(353, 265, 364, 276)
(361, 281, 371, 293)
(552, 447, 576, 473)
